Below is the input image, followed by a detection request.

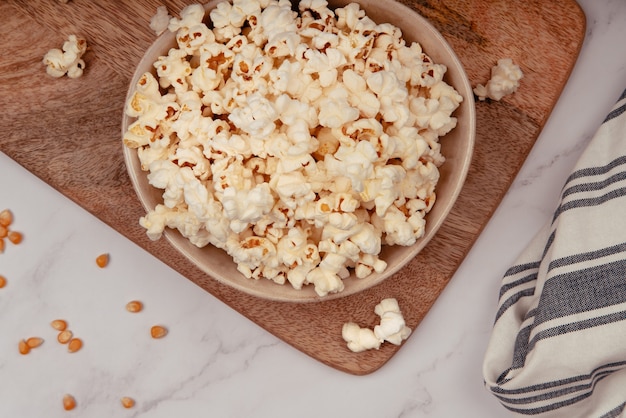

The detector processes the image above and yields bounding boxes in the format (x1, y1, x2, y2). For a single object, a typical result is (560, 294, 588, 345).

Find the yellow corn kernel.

(125, 300, 143, 313)
(150, 325, 168, 339)
(51, 319, 68, 331)
(57, 330, 73, 344)
(121, 397, 135, 409)
(7, 231, 23, 245)
(95, 253, 109, 268)
(26, 337, 44, 348)
(63, 394, 76, 411)
(68, 338, 83, 353)
(18, 339, 30, 355)
(0, 209, 12, 227)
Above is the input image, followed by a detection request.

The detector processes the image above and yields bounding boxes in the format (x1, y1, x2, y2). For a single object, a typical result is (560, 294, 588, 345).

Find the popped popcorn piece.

(168, 3, 206, 32)
(373, 298, 412, 345)
(342, 322, 381, 352)
(317, 85, 360, 128)
(227, 235, 278, 280)
(307, 252, 348, 297)
(343, 69, 380, 118)
(354, 253, 387, 279)
(473, 58, 523, 101)
(221, 183, 274, 233)
(124, 0, 463, 295)
(150, 6, 171, 36)
(228, 92, 277, 138)
(154, 48, 192, 94)
(342, 297, 411, 352)
(270, 171, 316, 210)
(175, 21, 215, 55)
(366, 70, 409, 126)
(268, 59, 323, 102)
(42, 35, 87, 78)
(325, 140, 378, 192)
(210, 0, 262, 41)
(303, 48, 346, 88)
(277, 227, 320, 289)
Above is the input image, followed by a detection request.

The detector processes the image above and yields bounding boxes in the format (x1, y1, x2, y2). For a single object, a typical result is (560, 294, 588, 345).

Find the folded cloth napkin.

(483, 88, 626, 417)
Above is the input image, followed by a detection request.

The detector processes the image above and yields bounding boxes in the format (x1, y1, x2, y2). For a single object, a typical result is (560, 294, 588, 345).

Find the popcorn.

(168, 3, 206, 32)
(474, 58, 523, 101)
(124, 0, 463, 296)
(228, 92, 277, 138)
(175, 23, 215, 55)
(139, 204, 172, 241)
(335, 2, 365, 30)
(342, 297, 411, 352)
(372, 204, 425, 246)
(270, 171, 316, 210)
(42, 34, 87, 78)
(317, 85, 360, 128)
(210, 0, 263, 41)
(325, 140, 378, 192)
(307, 252, 348, 296)
(355, 253, 387, 279)
(303, 48, 346, 88)
(341, 322, 381, 353)
(269, 59, 322, 102)
(154, 48, 192, 94)
(343, 69, 380, 118)
(124, 72, 178, 121)
(373, 298, 412, 345)
(150, 6, 171, 36)
(366, 70, 409, 125)
(221, 183, 274, 232)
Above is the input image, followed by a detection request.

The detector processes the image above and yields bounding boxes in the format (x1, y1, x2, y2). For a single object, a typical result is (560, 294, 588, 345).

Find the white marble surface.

(2, 1, 626, 417)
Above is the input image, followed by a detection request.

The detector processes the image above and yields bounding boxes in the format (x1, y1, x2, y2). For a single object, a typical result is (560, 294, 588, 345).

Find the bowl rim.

(121, 0, 476, 302)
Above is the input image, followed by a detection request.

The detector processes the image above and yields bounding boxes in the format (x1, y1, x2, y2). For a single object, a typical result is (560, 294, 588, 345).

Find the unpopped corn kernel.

(7, 231, 23, 245)
(51, 319, 68, 331)
(150, 325, 168, 339)
(125, 300, 143, 313)
(68, 338, 83, 353)
(0, 209, 12, 227)
(95, 253, 109, 268)
(63, 394, 76, 411)
(121, 397, 135, 409)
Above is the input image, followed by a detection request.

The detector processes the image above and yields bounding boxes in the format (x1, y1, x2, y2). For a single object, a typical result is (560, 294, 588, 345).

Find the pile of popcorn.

(123, 0, 463, 297)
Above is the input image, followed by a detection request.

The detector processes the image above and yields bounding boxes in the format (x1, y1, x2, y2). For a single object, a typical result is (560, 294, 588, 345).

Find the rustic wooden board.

(0, 0, 585, 375)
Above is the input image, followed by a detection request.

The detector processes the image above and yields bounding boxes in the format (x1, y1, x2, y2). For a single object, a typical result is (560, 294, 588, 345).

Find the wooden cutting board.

(0, 0, 585, 375)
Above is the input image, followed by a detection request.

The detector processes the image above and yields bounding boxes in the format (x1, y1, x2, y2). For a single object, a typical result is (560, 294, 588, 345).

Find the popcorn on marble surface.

(124, 0, 463, 296)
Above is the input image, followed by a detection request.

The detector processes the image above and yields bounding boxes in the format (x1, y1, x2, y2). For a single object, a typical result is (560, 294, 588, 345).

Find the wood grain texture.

(0, 0, 585, 375)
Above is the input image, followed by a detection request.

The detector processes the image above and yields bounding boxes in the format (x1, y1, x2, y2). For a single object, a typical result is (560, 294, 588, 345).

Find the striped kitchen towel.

(483, 88, 626, 417)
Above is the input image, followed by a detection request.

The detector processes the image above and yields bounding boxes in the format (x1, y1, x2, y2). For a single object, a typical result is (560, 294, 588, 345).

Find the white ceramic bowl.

(122, 0, 475, 302)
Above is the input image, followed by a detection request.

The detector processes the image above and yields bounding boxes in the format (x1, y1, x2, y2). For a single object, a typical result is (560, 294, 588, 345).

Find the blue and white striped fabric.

(483, 89, 626, 417)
